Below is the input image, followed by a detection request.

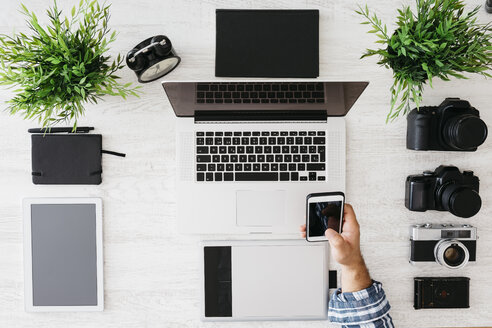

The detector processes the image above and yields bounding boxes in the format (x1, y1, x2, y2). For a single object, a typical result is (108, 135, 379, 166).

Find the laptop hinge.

(195, 110, 326, 123)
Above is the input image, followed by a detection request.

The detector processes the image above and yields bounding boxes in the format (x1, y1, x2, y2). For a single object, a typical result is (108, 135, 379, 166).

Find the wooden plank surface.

(0, 0, 491, 327)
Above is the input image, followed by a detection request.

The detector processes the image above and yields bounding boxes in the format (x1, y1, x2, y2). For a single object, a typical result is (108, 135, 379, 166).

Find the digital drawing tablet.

(201, 240, 329, 321)
(23, 198, 103, 312)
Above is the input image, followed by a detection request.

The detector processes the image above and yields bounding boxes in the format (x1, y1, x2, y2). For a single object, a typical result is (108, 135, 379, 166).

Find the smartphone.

(306, 192, 345, 242)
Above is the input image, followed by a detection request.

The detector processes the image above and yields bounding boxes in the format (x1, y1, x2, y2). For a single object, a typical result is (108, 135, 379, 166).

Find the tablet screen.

(30, 204, 98, 306)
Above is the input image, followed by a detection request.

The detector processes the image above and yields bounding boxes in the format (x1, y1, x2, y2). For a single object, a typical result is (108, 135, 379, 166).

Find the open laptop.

(163, 80, 368, 234)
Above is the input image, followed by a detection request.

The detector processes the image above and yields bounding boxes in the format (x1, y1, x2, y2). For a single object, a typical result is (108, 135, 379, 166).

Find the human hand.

(301, 203, 371, 292)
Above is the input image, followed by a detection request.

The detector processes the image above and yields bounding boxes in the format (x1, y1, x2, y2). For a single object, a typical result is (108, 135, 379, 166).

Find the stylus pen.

(28, 127, 94, 134)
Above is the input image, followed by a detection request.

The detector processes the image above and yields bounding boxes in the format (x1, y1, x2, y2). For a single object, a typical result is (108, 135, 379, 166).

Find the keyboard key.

(206, 173, 213, 181)
(253, 164, 261, 171)
(197, 173, 204, 181)
(313, 137, 325, 144)
(271, 163, 279, 171)
(226, 164, 234, 171)
(197, 155, 211, 162)
(197, 84, 209, 91)
(280, 172, 289, 181)
(266, 155, 274, 162)
(228, 146, 236, 153)
(197, 138, 204, 145)
(264, 146, 272, 153)
(219, 146, 227, 154)
(309, 172, 317, 181)
(224, 138, 232, 145)
(213, 155, 220, 162)
(308, 131, 316, 136)
(230, 155, 238, 162)
(293, 155, 301, 162)
(215, 173, 223, 181)
(318, 176, 326, 181)
(280, 131, 288, 136)
(289, 163, 296, 171)
(235, 172, 278, 181)
(221, 155, 229, 162)
(298, 163, 306, 171)
(307, 164, 325, 171)
(246, 146, 254, 153)
(248, 155, 256, 162)
(217, 164, 224, 171)
(215, 132, 223, 136)
(317, 131, 326, 136)
(197, 146, 208, 154)
(311, 154, 319, 162)
(224, 173, 233, 181)
(257, 155, 265, 162)
(244, 164, 252, 171)
(208, 164, 216, 171)
(300, 146, 307, 153)
(273, 146, 281, 153)
(237, 146, 245, 153)
(291, 172, 299, 181)
(206, 138, 213, 145)
(239, 155, 247, 162)
(215, 138, 222, 145)
(252, 132, 261, 136)
(309, 146, 317, 153)
(210, 146, 218, 154)
(197, 164, 206, 171)
(280, 164, 288, 171)
(235, 164, 243, 171)
(255, 146, 263, 153)
(262, 163, 269, 171)
(300, 176, 308, 181)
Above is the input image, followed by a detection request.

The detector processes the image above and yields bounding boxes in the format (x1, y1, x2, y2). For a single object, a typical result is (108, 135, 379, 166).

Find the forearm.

(341, 255, 372, 293)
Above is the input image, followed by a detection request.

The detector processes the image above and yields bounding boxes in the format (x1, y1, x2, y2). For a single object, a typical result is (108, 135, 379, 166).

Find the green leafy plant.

(356, 0, 492, 122)
(0, 0, 139, 129)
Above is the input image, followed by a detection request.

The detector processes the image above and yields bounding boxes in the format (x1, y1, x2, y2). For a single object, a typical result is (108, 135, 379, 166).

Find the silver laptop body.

(163, 80, 368, 234)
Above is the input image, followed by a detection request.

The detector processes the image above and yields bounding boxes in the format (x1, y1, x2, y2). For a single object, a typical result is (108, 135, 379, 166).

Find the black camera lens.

(443, 114, 488, 150)
(441, 184, 481, 218)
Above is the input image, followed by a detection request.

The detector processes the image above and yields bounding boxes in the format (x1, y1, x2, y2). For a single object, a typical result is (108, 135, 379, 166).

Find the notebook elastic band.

(102, 150, 126, 157)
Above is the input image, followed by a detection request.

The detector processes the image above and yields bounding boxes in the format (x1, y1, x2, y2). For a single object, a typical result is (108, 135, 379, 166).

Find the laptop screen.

(162, 81, 368, 118)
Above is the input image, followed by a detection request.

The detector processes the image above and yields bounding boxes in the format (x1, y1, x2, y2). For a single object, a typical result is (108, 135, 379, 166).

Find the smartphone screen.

(307, 193, 344, 242)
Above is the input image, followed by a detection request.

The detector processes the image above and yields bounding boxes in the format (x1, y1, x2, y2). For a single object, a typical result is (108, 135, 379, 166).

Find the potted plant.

(0, 0, 139, 129)
(356, 0, 491, 121)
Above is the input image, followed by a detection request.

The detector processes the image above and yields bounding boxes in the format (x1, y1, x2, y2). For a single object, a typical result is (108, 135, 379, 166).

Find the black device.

(126, 35, 180, 83)
(405, 165, 481, 218)
(215, 9, 319, 78)
(414, 277, 470, 309)
(410, 223, 477, 269)
(406, 98, 488, 151)
(29, 127, 125, 185)
(306, 192, 344, 242)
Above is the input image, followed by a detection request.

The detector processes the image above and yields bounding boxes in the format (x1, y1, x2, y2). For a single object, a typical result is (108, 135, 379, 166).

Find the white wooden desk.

(0, 0, 491, 327)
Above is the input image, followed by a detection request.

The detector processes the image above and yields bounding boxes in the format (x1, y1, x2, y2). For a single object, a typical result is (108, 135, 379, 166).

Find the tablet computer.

(23, 198, 103, 312)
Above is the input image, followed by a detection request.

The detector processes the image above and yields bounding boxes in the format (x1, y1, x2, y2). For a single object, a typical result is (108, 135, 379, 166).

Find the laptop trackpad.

(236, 190, 286, 227)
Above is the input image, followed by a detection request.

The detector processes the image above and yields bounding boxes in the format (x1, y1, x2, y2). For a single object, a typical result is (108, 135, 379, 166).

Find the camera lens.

(441, 183, 481, 218)
(443, 114, 488, 150)
(434, 239, 469, 269)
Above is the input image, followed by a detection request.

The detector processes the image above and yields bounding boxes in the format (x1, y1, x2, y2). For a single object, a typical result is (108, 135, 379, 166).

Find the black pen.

(28, 127, 94, 133)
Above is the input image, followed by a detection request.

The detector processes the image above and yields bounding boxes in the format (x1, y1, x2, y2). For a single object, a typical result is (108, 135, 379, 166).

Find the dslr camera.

(405, 165, 481, 218)
(407, 98, 488, 151)
(414, 277, 470, 309)
(410, 223, 477, 269)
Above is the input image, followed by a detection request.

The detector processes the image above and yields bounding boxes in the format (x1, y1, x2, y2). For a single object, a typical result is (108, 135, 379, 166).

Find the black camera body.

(407, 98, 487, 151)
(414, 277, 470, 309)
(405, 165, 481, 218)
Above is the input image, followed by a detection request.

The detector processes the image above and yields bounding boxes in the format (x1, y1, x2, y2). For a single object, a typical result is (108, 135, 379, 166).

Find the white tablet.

(23, 198, 103, 312)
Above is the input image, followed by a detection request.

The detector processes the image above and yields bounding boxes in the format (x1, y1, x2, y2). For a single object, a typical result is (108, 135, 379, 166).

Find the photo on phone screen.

(308, 200, 343, 239)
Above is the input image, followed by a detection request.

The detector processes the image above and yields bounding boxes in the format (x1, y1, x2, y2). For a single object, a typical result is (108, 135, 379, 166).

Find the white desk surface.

(0, 0, 491, 327)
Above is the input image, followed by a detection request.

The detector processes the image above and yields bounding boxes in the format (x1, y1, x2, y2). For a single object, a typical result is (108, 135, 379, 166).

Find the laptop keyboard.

(196, 82, 325, 104)
(195, 131, 326, 182)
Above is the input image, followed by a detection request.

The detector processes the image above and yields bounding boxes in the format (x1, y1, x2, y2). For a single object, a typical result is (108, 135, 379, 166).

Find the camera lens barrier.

(434, 239, 469, 269)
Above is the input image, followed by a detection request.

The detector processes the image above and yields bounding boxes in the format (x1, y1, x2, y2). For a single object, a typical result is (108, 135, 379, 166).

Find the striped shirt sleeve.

(328, 280, 394, 328)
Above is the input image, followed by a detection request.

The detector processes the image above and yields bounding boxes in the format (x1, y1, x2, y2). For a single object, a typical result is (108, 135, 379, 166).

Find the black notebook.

(215, 9, 319, 78)
(30, 128, 125, 185)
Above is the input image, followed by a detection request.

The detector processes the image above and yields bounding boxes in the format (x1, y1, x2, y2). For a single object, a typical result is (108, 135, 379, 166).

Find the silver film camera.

(410, 223, 477, 269)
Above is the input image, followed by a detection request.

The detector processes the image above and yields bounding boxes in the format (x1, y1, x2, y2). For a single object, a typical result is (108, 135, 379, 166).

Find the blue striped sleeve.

(328, 281, 394, 328)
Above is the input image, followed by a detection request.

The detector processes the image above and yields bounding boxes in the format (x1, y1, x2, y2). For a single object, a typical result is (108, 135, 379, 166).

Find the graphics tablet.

(23, 198, 103, 312)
